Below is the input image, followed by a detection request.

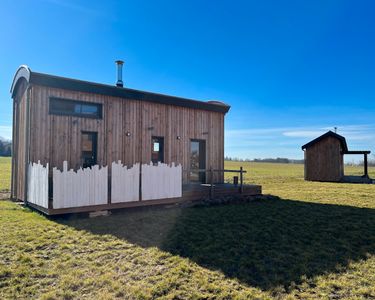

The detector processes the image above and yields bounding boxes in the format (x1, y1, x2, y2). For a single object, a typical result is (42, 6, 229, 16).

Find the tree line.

(0, 138, 11, 156)
(224, 157, 304, 164)
(225, 155, 375, 166)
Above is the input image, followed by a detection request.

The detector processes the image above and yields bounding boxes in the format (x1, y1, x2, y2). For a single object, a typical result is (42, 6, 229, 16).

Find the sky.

(1, 0, 375, 161)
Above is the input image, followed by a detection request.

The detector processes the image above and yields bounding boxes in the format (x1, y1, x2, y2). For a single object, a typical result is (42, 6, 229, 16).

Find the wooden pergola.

(344, 150, 371, 178)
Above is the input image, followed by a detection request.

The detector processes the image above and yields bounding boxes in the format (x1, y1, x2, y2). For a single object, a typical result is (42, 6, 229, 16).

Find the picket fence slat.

(111, 161, 140, 203)
(52, 161, 108, 209)
(27, 161, 49, 208)
(26, 161, 183, 210)
(141, 162, 182, 201)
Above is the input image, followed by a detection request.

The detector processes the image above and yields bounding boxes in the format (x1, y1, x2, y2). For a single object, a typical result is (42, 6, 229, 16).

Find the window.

(151, 137, 164, 164)
(49, 97, 102, 118)
(81, 132, 97, 168)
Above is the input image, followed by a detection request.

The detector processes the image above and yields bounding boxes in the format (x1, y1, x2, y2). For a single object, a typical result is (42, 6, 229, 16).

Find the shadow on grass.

(58, 198, 375, 291)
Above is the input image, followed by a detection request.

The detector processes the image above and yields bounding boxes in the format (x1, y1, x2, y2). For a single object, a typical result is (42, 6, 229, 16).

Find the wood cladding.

(12, 79, 29, 201)
(304, 136, 344, 182)
(26, 84, 225, 186)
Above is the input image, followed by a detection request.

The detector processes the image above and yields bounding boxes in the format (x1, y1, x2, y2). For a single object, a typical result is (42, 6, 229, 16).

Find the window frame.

(49, 97, 103, 119)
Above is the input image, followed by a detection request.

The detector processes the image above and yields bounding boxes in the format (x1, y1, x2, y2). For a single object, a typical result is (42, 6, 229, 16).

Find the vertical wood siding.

(304, 137, 344, 182)
(12, 80, 29, 200)
(18, 84, 225, 198)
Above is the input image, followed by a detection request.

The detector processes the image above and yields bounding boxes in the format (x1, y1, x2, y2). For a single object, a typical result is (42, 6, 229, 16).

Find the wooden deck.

(342, 176, 374, 184)
(182, 183, 262, 200)
(27, 183, 262, 215)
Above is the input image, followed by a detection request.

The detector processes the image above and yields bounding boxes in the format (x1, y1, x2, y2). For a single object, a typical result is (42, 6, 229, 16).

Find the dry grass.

(0, 160, 375, 299)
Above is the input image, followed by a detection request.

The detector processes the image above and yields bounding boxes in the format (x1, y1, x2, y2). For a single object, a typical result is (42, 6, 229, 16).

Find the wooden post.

(108, 174, 112, 204)
(240, 166, 243, 194)
(364, 154, 369, 178)
(48, 175, 53, 209)
(210, 167, 214, 199)
(139, 163, 142, 201)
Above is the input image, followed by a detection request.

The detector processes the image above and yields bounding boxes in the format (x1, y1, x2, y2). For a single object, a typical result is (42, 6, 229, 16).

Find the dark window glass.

(81, 104, 99, 116)
(190, 140, 206, 183)
(82, 132, 97, 168)
(151, 137, 164, 164)
(49, 97, 102, 118)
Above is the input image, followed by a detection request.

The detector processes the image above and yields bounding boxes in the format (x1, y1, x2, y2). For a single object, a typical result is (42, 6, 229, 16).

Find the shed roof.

(301, 131, 348, 152)
(10, 65, 230, 114)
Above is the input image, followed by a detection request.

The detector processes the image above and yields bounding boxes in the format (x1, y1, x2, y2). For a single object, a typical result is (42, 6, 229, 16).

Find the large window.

(49, 97, 102, 119)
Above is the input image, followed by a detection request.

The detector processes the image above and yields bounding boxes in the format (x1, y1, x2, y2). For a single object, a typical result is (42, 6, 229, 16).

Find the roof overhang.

(301, 131, 348, 152)
(344, 150, 371, 155)
(10, 65, 231, 114)
(302, 131, 371, 155)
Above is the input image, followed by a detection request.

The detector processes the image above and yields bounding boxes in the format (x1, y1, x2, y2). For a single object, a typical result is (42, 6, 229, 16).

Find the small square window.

(153, 142, 160, 152)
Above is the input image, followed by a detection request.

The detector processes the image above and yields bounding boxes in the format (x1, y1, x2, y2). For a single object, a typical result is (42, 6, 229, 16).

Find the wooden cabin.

(302, 131, 371, 182)
(10, 64, 261, 214)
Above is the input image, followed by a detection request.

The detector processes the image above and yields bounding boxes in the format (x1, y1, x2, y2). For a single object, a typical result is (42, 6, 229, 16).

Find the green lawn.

(1, 161, 375, 299)
(0, 157, 11, 191)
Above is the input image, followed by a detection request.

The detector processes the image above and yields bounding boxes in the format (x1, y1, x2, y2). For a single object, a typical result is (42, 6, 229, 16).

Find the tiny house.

(302, 131, 371, 182)
(11, 63, 261, 214)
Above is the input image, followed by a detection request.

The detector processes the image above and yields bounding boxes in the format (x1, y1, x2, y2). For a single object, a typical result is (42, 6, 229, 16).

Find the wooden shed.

(302, 131, 371, 182)
(10, 64, 261, 214)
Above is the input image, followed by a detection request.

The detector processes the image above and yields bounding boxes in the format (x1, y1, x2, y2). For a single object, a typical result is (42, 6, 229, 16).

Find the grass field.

(1, 159, 375, 299)
(0, 157, 11, 191)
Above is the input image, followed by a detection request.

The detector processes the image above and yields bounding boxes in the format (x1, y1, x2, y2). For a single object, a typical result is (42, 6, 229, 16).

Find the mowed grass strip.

(0, 160, 374, 299)
(0, 201, 267, 299)
(0, 157, 11, 191)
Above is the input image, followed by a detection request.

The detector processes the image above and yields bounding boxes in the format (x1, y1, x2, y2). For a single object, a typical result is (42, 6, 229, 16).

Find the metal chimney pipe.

(115, 60, 124, 87)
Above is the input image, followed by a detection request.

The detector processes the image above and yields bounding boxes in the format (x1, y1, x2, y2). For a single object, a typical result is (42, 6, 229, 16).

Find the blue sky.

(1, 0, 375, 161)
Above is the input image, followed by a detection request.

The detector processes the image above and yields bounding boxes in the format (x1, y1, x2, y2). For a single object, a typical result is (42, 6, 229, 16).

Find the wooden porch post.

(210, 167, 214, 199)
(240, 166, 243, 194)
(364, 154, 369, 178)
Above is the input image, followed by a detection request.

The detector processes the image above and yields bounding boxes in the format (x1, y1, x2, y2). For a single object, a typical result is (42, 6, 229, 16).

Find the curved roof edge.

(207, 100, 230, 106)
(10, 65, 31, 97)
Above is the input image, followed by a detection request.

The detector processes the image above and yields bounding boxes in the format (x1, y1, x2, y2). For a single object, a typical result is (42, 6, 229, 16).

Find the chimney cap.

(115, 60, 124, 65)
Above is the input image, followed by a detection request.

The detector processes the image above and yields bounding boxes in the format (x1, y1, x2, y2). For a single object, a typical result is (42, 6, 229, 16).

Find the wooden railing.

(183, 167, 247, 198)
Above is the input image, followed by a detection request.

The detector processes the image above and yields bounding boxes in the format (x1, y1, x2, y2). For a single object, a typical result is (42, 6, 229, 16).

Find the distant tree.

(224, 156, 304, 164)
(0, 138, 12, 156)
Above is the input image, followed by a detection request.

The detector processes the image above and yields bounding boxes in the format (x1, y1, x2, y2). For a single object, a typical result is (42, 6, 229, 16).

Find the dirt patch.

(0, 192, 10, 200)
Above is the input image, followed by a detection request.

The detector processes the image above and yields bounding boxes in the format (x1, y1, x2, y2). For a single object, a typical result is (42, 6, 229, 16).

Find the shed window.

(151, 137, 164, 164)
(49, 97, 102, 118)
(81, 132, 97, 168)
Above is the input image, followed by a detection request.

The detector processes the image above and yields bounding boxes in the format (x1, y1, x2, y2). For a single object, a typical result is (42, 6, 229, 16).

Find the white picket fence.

(141, 162, 182, 200)
(111, 161, 140, 203)
(27, 161, 49, 208)
(27, 160, 182, 209)
(52, 161, 108, 209)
